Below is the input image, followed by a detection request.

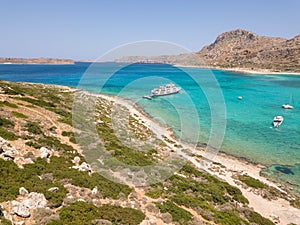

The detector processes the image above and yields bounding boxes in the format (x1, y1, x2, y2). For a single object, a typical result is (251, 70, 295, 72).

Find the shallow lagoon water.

(0, 62, 299, 188)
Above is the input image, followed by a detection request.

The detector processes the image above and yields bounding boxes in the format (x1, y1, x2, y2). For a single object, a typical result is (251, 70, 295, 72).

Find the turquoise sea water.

(0, 63, 299, 191)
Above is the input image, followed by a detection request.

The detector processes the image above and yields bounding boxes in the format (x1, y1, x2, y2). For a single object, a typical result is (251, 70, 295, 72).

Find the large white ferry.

(143, 83, 181, 99)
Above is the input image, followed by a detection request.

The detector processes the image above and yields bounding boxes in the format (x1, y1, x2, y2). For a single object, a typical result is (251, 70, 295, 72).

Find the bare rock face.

(12, 192, 47, 218)
(12, 201, 30, 218)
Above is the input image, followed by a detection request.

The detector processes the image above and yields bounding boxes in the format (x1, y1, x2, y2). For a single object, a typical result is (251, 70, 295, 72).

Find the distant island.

(2, 29, 299, 73)
(116, 29, 300, 74)
(0, 57, 75, 65)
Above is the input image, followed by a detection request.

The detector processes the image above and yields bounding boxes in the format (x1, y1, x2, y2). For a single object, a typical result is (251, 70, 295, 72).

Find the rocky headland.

(116, 29, 300, 74)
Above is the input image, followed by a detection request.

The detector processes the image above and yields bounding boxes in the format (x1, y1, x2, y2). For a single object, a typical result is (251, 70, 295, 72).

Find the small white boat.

(282, 104, 294, 109)
(238, 96, 243, 100)
(282, 93, 294, 109)
(273, 116, 284, 127)
(143, 95, 152, 100)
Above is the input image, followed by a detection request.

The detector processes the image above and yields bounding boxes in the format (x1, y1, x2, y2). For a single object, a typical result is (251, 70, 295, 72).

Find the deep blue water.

(0, 62, 300, 189)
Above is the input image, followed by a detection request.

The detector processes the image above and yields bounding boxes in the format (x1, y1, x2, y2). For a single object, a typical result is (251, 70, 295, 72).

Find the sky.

(0, 0, 299, 60)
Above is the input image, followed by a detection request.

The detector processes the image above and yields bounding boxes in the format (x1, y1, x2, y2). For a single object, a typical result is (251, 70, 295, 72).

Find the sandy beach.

(173, 64, 300, 76)
(99, 93, 300, 225)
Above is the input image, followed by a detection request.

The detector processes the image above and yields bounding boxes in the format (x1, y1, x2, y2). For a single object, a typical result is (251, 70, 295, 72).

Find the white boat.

(143, 83, 181, 99)
(282, 104, 294, 109)
(282, 93, 294, 109)
(143, 95, 152, 100)
(273, 116, 284, 127)
(238, 96, 243, 100)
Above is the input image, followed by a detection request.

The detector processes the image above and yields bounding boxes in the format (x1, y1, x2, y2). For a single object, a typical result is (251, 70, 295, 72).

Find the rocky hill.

(116, 29, 300, 73)
(0, 58, 75, 64)
(197, 29, 300, 72)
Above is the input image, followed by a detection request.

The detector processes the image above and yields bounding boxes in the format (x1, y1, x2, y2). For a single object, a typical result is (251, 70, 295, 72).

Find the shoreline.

(11, 81, 300, 224)
(172, 64, 300, 75)
(95, 92, 300, 225)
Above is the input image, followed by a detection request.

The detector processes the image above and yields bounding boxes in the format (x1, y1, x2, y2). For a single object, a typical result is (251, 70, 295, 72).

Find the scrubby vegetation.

(12, 111, 28, 118)
(26, 121, 43, 135)
(95, 101, 156, 166)
(0, 158, 67, 207)
(157, 200, 193, 224)
(47, 201, 145, 225)
(24, 156, 132, 199)
(61, 131, 76, 143)
(0, 127, 18, 140)
(0, 81, 285, 224)
(0, 101, 18, 108)
(0, 116, 18, 140)
(146, 164, 275, 225)
(237, 174, 267, 189)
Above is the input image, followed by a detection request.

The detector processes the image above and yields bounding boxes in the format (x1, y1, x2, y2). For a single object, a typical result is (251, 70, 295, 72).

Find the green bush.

(245, 211, 274, 225)
(145, 189, 164, 199)
(26, 121, 43, 135)
(0, 117, 14, 127)
(214, 210, 248, 225)
(48, 201, 145, 225)
(0, 217, 12, 225)
(16, 97, 55, 108)
(61, 131, 76, 143)
(156, 200, 193, 224)
(0, 127, 18, 140)
(12, 111, 28, 118)
(61, 131, 73, 137)
(0, 101, 18, 108)
(238, 175, 267, 189)
(57, 117, 72, 126)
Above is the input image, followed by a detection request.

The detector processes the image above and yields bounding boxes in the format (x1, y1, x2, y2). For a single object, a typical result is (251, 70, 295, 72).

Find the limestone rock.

(92, 219, 112, 225)
(12, 201, 30, 218)
(3, 147, 19, 160)
(91, 187, 98, 195)
(39, 147, 52, 159)
(72, 156, 81, 165)
(19, 187, 29, 196)
(23, 158, 34, 164)
(161, 212, 172, 224)
(12, 192, 47, 218)
(72, 162, 91, 172)
(145, 203, 159, 213)
(48, 187, 59, 192)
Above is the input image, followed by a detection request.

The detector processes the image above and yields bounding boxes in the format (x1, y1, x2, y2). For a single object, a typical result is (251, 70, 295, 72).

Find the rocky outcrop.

(0, 137, 19, 160)
(11, 192, 47, 218)
(39, 147, 53, 159)
(197, 29, 300, 72)
(72, 162, 92, 173)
